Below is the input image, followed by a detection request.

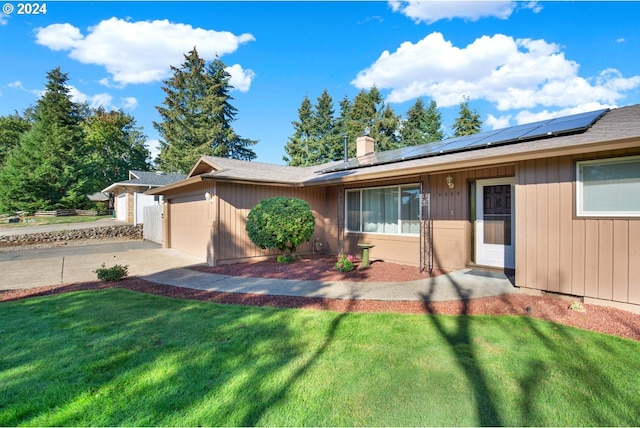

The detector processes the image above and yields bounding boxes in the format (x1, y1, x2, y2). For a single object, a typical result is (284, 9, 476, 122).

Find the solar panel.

(318, 108, 609, 174)
(529, 108, 608, 137)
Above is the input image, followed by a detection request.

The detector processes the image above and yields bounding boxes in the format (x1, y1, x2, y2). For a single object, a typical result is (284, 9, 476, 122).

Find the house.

(148, 104, 640, 313)
(102, 170, 185, 225)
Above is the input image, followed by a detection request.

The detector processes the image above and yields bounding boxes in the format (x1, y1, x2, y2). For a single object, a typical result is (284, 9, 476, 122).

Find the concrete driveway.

(0, 241, 206, 291)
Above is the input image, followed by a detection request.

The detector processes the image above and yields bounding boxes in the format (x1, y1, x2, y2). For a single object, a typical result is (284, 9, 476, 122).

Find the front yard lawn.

(1, 288, 639, 426)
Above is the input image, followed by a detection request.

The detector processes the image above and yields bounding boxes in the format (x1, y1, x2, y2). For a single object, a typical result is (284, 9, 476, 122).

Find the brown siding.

(343, 233, 420, 266)
(215, 183, 334, 265)
(515, 148, 640, 306)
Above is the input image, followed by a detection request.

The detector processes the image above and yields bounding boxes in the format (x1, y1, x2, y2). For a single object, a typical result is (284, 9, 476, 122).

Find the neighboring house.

(102, 170, 185, 225)
(148, 105, 640, 313)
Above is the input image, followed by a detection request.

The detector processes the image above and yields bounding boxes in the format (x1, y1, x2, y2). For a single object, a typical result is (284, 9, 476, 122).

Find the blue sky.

(1, 1, 639, 166)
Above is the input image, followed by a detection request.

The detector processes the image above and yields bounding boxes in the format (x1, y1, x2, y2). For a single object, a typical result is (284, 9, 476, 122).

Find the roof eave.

(145, 176, 207, 195)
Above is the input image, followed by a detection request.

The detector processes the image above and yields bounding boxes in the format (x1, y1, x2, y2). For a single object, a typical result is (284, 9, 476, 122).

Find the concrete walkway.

(1, 240, 517, 302)
(142, 267, 516, 302)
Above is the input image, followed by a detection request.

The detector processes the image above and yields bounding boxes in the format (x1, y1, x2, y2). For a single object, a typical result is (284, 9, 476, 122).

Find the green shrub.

(246, 197, 315, 256)
(94, 263, 129, 282)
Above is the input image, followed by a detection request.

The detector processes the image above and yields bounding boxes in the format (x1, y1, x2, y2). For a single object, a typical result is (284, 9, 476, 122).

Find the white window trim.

(345, 183, 420, 235)
(576, 155, 640, 218)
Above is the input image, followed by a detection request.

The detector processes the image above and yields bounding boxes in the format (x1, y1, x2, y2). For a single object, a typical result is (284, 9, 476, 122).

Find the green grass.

(1, 289, 639, 426)
(1, 215, 111, 228)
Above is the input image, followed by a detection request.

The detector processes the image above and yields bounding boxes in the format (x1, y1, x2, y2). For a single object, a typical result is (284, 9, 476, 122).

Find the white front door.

(476, 178, 515, 269)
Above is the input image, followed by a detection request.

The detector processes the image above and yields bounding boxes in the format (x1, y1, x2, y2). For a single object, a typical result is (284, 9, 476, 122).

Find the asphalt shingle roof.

(151, 104, 640, 192)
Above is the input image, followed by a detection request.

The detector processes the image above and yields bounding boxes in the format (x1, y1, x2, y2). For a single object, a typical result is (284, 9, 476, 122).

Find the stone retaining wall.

(0, 225, 143, 248)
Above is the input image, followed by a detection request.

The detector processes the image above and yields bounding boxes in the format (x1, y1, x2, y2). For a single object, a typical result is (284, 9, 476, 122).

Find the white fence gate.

(143, 204, 163, 244)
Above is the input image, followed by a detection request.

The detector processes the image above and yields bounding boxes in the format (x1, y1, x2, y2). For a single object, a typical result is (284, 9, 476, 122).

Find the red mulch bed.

(2, 255, 639, 342)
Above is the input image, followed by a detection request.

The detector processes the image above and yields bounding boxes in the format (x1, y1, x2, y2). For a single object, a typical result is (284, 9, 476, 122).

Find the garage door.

(116, 193, 128, 222)
(169, 196, 211, 262)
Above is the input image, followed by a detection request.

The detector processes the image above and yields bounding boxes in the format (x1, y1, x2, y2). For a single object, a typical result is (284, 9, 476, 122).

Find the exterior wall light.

(446, 174, 454, 189)
(205, 192, 213, 203)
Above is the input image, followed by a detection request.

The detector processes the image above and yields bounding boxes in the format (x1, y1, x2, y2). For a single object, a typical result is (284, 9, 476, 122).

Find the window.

(346, 185, 420, 234)
(577, 155, 640, 217)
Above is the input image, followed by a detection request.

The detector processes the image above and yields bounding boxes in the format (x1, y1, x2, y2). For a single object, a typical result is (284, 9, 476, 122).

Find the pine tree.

(344, 86, 400, 154)
(155, 48, 257, 173)
(284, 90, 342, 166)
(400, 99, 444, 146)
(376, 104, 400, 151)
(452, 95, 482, 137)
(311, 89, 341, 164)
(83, 107, 151, 191)
(425, 100, 445, 142)
(283, 96, 313, 166)
(0, 68, 89, 213)
(0, 113, 31, 166)
(335, 95, 354, 158)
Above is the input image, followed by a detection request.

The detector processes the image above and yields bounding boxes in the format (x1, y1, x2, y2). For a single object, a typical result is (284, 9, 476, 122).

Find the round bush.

(246, 197, 315, 255)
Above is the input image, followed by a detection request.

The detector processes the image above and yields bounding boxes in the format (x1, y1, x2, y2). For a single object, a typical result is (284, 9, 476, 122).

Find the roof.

(148, 104, 640, 194)
(102, 170, 186, 193)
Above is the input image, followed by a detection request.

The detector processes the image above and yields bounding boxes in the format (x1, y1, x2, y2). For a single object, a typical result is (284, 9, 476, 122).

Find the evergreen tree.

(83, 107, 151, 191)
(0, 113, 31, 166)
(0, 68, 89, 213)
(335, 95, 354, 158)
(344, 86, 400, 154)
(425, 100, 445, 142)
(283, 96, 313, 166)
(400, 98, 444, 146)
(375, 104, 400, 151)
(285, 86, 402, 165)
(284, 90, 342, 166)
(155, 48, 257, 173)
(452, 95, 482, 137)
(311, 89, 341, 164)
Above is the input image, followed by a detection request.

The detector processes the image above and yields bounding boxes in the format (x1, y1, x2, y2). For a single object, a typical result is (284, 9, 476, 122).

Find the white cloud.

(121, 97, 138, 110)
(352, 32, 640, 113)
(616, 38, 626, 43)
(0, 14, 9, 26)
(6, 80, 43, 97)
(67, 85, 138, 111)
(389, 0, 517, 24)
(486, 114, 511, 130)
(226, 64, 256, 92)
(35, 17, 255, 85)
(68, 85, 113, 109)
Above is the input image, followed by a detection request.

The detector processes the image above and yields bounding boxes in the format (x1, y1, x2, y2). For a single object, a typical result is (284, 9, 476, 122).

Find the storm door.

(475, 178, 515, 268)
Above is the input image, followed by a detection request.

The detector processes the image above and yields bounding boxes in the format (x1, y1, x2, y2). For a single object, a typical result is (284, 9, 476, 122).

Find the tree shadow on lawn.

(0, 288, 323, 425)
(0, 286, 362, 426)
(419, 268, 640, 427)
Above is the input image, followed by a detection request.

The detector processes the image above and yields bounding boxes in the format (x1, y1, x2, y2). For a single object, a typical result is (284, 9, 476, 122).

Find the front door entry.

(475, 178, 515, 269)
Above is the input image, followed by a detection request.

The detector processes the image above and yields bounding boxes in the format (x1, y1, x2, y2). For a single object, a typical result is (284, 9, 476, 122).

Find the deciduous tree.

(83, 107, 151, 191)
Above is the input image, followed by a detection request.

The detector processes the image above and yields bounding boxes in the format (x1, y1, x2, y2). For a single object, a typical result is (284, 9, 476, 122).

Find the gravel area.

(2, 254, 639, 342)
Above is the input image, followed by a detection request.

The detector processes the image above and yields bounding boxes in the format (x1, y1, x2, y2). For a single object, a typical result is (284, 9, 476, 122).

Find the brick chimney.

(356, 135, 375, 158)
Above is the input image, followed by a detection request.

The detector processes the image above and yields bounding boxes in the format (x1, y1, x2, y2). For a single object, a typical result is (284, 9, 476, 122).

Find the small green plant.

(569, 301, 586, 312)
(94, 263, 129, 282)
(335, 251, 355, 272)
(277, 254, 295, 263)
